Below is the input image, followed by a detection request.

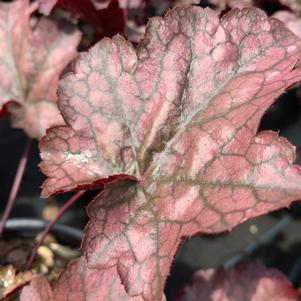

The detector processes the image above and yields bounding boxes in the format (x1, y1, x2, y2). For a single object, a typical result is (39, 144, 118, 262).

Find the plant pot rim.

(4, 218, 83, 243)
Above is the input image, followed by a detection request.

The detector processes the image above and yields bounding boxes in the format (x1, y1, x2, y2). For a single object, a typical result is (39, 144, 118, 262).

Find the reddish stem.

(25, 190, 85, 270)
(0, 138, 32, 236)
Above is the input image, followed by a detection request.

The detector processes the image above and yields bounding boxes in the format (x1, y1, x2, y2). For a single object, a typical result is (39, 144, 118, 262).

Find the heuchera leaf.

(0, 0, 81, 139)
(274, 11, 301, 37)
(21, 256, 153, 301)
(0, 107, 7, 118)
(175, 263, 301, 301)
(53, 256, 147, 301)
(40, 6, 301, 300)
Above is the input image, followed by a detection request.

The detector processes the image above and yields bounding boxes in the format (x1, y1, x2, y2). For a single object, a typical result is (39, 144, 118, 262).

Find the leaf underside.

(40, 6, 301, 301)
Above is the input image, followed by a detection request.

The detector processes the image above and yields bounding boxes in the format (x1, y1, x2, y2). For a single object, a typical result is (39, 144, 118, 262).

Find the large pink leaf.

(175, 263, 301, 301)
(0, 0, 81, 138)
(40, 6, 301, 300)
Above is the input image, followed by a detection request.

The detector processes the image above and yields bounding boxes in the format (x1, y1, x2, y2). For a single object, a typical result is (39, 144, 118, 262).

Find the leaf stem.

(0, 138, 32, 236)
(25, 190, 85, 270)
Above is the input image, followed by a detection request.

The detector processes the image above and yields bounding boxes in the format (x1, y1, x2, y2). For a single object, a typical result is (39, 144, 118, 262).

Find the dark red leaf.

(40, 6, 301, 300)
(93, 0, 126, 37)
(38, 0, 126, 38)
(0, 0, 81, 138)
(175, 263, 301, 301)
(279, 0, 301, 14)
(39, 0, 142, 13)
(0, 106, 7, 118)
(172, 0, 200, 5)
(93, 0, 144, 10)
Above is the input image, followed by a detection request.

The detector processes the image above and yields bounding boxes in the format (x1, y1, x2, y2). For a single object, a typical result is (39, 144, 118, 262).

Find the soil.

(0, 225, 80, 300)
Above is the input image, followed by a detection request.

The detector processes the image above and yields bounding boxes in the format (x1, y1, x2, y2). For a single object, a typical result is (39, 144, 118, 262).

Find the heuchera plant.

(1, 0, 301, 300)
(19, 4, 301, 301)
